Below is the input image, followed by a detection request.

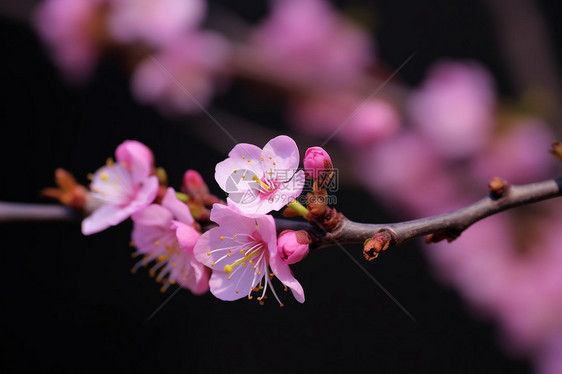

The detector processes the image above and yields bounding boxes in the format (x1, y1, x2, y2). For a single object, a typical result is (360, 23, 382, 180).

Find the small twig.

(0, 202, 78, 222)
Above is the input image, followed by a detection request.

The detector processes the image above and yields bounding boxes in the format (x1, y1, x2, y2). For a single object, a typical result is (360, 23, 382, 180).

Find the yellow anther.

(100, 172, 108, 181)
(235, 289, 239, 293)
(207, 252, 211, 256)
(273, 162, 276, 166)
(242, 156, 245, 159)
(87, 173, 94, 180)
(183, 276, 187, 281)
(248, 296, 253, 300)
(260, 158, 264, 161)
(106, 158, 114, 168)
(220, 236, 224, 240)
(268, 157, 272, 159)
(172, 263, 176, 268)
(224, 264, 233, 273)
(233, 170, 237, 173)
(211, 263, 216, 266)
(240, 249, 244, 254)
(227, 253, 231, 257)
(233, 238, 236, 241)
(157, 254, 167, 261)
(280, 304, 284, 308)
(241, 175, 245, 179)
(257, 271, 261, 275)
(155, 241, 160, 246)
(169, 279, 176, 284)
(248, 159, 251, 162)
(229, 249, 233, 253)
(228, 276, 231, 280)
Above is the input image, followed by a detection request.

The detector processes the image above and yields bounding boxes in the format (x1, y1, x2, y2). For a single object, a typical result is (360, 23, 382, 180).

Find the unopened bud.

(182, 170, 209, 200)
(277, 230, 310, 264)
(304, 146, 333, 182)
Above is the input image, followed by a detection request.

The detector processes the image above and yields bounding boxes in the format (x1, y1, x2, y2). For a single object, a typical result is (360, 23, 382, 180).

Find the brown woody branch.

(2, 177, 561, 255)
(275, 177, 562, 250)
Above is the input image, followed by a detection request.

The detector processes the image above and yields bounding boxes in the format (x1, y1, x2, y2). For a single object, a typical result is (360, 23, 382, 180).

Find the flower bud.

(277, 230, 310, 264)
(303, 146, 333, 180)
(182, 169, 209, 200)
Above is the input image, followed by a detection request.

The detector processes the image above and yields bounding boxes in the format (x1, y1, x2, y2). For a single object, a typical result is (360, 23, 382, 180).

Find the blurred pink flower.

(215, 136, 304, 215)
(193, 203, 305, 304)
(82, 140, 159, 235)
(107, 0, 206, 47)
(408, 60, 496, 159)
(250, 0, 373, 89)
(33, 0, 107, 82)
(131, 188, 209, 294)
(131, 31, 230, 115)
(471, 120, 555, 184)
(355, 133, 461, 216)
(291, 94, 400, 146)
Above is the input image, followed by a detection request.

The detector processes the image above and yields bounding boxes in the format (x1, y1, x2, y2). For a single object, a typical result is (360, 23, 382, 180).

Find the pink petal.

(82, 204, 134, 235)
(209, 266, 260, 301)
(131, 204, 173, 228)
(115, 140, 155, 185)
(208, 203, 257, 234)
(173, 221, 199, 254)
(215, 143, 264, 192)
(130, 175, 159, 210)
(193, 230, 213, 266)
(269, 254, 305, 303)
(261, 135, 300, 171)
(178, 258, 210, 295)
(162, 187, 194, 225)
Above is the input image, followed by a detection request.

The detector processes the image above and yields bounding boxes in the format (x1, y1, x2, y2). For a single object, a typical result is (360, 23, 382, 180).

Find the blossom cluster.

(77, 137, 332, 305)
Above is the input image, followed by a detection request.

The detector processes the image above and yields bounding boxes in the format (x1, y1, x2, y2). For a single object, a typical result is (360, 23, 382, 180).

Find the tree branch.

(276, 177, 562, 249)
(2, 177, 561, 254)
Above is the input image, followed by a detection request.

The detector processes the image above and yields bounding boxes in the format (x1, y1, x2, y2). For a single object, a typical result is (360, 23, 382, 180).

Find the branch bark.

(2, 177, 561, 252)
(275, 177, 562, 249)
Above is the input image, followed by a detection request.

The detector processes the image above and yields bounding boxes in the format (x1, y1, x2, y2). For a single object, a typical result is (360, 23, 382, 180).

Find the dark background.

(2, 0, 561, 372)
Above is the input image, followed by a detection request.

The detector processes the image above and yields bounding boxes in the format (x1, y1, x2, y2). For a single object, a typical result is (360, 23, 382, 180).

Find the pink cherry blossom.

(277, 230, 310, 264)
(33, 0, 107, 82)
(290, 94, 400, 146)
(408, 60, 496, 159)
(82, 140, 159, 235)
(470, 120, 555, 185)
(250, 0, 373, 89)
(131, 31, 230, 115)
(131, 188, 209, 294)
(303, 146, 332, 180)
(193, 203, 305, 304)
(107, 0, 206, 47)
(215, 136, 305, 214)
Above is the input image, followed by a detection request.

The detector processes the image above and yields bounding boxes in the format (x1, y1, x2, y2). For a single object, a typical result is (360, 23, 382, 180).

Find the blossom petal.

(179, 257, 210, 295)
(208, 203, 257, 234)
(115, 140, 154, 185)
(269, 254, 305, 303)
(82, 204, 134, 235)
(215, 143, 264, 192)
(173, 221, 199, 254)
(261, 135, 300, 172)
(131, 204, 173, 228)
(209, 267, 261, 301)
(162, 187, 194, 225)
(130, 175, 159, 210)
